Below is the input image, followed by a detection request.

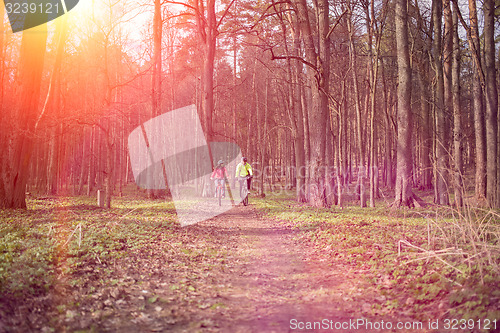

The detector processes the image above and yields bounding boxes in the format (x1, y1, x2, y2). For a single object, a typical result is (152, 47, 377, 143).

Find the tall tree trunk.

(381, 63, 394, 189)
(498, 48, 500, 208)
(451, 7, 463, 207)
(104, 135, 114, 208)
(259, 79, 269, 197)
(325, 109, 336, 207)
(295, 0, 320, 204)
(87, 127, 96, 196)
(309, 0, 330, 207)
(57, 17, 69, 192)
(147, 0, 162, 199)
(77, 129, 88, 195)
(347, 4, 365, 170)
(462, 0, 487, 200)
(418, 70, 433, 190)
(368, 4, 381, 207)
(347, 3, 366, 206)
(443, 0, 453, 169)
(288, 9, 307, 203)
(2, 24, 48, 208)
(256, 65, 262, 195)
(201, 0, 216, 143)
(231, 35, 238, 190)
(483, 0, 498, 208)
(0, 3, 4, 110)
(433, 0, 450, 205)
(248, 57, 258, 158)
(152, 0, 162, 117)
(413, 0, 433, 192)
(0, 5, 6, 205)
(47, 124, 62, 194)
(44, 19, 67, 195)
(337, 81, 347, 207)
(393, 0, 415, 207)
(301, 84, 311, 199)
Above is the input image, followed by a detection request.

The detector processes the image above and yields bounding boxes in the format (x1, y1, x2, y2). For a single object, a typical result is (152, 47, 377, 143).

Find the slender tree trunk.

(256, 68, 263, 195)
(249, 57, 258, 158)
(451, 7, 463, 207)
(104, 136, 114, 208)
(301, 84, 311, 199)
(152, 0, 162, 117)
(347, 5, 365, 169)
(2, 24, 48, 208)
(41, 17, 67, 196)
(335, 80, 348, 207)
(146, 0, 162, 199)
(309, 0, 330, 207)
(288, 9, 307, 203)
(0, 6, 6, 205)
(347, 4, 366, 206)
(325, 108, 336, 207)
(483, 0, 498, 207)
(381, 63, 393, 189)
(231, 35, 238, 190)
(368, 18, 381, 207)
(191, 0, 218, 196)
(87, 127, 95, 196)
(77, 130, 87, 195)
(259, 79, 269, 197)
(393, 0, 415, 207)
(463, 0, 487, 200)
(337, 96, 344, 207)
(498, 49, 500, 208)
(443, 0, 453, 166)
(296, 0, 319, 204)
(204, 0, 216, 143)
(0, 3, 4, 110)
(413, 0, 433, 192)
(433, 0, 450, 205)
(294, 83, 306, 202)
(417, 70, 433, 190)
(47, 124, 61, 194)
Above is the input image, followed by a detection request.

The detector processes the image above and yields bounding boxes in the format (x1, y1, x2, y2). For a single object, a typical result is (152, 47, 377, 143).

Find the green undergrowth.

(0, 195, 179, 305)
(254, 194, 500, 325)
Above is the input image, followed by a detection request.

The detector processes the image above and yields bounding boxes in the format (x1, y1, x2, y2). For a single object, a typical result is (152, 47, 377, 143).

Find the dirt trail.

(13, 202, 422, 333)
(175, 204, 401, 333)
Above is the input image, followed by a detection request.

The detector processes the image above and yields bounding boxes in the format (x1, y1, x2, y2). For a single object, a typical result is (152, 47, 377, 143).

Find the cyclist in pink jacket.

(211, 160, 229, 197)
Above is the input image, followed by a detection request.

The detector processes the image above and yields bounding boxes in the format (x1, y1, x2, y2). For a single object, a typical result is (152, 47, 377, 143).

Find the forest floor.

(0, 192, 498, 332)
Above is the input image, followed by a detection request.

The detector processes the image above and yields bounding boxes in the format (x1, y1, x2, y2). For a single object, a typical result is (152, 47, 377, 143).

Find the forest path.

(37, 201, 421, 333)
(194, 204, 374, 333)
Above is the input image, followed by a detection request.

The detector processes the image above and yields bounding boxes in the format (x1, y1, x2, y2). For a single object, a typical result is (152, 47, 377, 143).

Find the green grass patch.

(0, 195, 179, 302)
(254, 194, 500, 323)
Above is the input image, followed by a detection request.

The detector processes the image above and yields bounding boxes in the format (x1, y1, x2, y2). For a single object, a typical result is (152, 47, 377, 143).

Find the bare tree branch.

(216, 0, 237, 30)
(450, 0, 485, 85)
(326, 9, 348, 40)
(269, 47, 318, 74)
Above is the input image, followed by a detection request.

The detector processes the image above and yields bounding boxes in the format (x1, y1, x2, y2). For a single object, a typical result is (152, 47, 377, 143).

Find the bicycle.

(239, 175, 251, 206)
(214, 179, 225, 206)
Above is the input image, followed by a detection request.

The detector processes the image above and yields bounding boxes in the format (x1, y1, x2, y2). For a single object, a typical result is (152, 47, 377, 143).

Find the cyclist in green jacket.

(235, 157, 253, 198)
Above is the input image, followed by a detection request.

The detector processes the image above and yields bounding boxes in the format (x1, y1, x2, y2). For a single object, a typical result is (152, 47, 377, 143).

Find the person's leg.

(239, 179, 244, 198)
(215, 179, 220, 196)
(220, 179, 225, 197)
(247, 177, 252, 190)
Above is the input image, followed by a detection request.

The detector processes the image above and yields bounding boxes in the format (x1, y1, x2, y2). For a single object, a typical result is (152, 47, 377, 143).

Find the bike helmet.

(242, 157, 248, 163)
(217, 160, 224, 165)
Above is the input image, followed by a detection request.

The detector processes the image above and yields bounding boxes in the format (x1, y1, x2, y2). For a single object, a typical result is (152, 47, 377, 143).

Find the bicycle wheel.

(241, 185, 248, 206)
